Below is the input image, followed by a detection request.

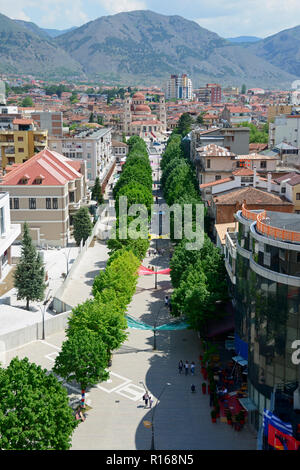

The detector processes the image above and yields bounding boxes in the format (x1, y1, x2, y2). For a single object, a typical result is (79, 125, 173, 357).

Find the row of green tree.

(52, 138, 153, 430)
(108, 135, 152, 260)
(161, 124, 229, 333)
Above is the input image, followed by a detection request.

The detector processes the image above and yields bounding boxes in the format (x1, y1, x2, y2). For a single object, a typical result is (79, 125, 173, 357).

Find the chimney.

(267, 172, 272, 192)
(253, 165, 257, 188)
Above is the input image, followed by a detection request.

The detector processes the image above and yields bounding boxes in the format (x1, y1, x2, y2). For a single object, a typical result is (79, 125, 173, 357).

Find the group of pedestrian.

(142, 392, 154, 408)
(178, 360, 196, 376)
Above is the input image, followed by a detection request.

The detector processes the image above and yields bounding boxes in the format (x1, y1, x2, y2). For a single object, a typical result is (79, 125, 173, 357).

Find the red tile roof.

(200, 177, 233, 189)
(1, 149, 82, 186)
(232, 168, 254, 176)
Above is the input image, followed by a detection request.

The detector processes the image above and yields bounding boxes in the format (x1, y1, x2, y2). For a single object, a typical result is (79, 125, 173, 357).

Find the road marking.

(116, 383, 145, 401)
(39, 340, 61, 350)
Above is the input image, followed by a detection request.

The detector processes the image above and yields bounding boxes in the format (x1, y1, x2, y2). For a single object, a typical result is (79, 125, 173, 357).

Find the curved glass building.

(225, 204, 300, 430)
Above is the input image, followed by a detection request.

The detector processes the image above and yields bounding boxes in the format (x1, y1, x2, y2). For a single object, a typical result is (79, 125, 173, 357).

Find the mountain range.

(1, 10, 299, 88)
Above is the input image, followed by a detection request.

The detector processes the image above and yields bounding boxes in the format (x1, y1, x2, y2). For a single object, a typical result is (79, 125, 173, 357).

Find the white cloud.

(194, 0, 300, 37)
(0, 0, 33, 21)
(97, 0, 147, 15)
(0, 0, 89, 28)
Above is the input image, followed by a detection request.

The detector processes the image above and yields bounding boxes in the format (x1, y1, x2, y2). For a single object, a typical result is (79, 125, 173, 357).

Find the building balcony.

(68, 201, 81, 211)
(249, 254, 300, 287)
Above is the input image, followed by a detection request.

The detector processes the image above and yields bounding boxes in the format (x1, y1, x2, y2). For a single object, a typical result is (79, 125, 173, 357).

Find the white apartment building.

(48, 127, 115, 186)
(0, 192, 21, 279)
(165, 74, 193, 101)
(269, 114, 300, 149)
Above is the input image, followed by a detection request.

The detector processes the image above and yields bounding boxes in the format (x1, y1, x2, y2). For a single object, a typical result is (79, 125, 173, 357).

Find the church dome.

(132, 92, 145, 100)
(134, 104, 151, 114)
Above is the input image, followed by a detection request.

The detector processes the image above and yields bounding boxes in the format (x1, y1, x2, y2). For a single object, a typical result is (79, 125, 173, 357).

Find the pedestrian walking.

(191, 361, 195, 376)
(149, 396, 154, 408)
(143, 392, 149, 408)
(178, 360, 183, 374)
(185, 360, 189, 375)
(164, 296, 169, 307)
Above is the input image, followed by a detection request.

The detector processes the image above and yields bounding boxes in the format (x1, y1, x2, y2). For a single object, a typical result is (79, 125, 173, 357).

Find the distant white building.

(0, 192, 20, 280)
(48, 127, 114, 187)
(269, 114, 300, 149)
(165, 74, 192, 101)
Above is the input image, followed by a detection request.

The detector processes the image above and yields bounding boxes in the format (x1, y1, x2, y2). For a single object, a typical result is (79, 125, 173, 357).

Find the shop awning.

(232, 355, 248, 367)
(238, 397, 258, 411)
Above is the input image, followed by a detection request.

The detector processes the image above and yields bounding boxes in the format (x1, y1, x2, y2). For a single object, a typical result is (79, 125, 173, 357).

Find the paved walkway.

(4, 151, 257, 450)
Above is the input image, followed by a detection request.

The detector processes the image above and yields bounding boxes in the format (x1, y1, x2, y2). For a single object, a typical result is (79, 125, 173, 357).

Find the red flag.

(268, 423, 300, 450)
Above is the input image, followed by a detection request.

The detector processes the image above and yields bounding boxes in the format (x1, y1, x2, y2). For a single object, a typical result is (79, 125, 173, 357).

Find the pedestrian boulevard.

(3, 151, 257, 450)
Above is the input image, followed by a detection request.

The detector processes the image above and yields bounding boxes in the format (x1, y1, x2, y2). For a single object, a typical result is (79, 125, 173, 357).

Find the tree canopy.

(0, 357, 77, 450)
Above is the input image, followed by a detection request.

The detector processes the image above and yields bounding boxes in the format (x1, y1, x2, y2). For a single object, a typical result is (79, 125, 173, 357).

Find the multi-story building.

(269, 115, 300, 149)
(195, 144, 236, 185)
(0, 191, 20, 280)
(31, 111, 63, 137)
(0, 118, 48, 169)
(225, 205, 300, 432)
(165, 74, 192, 101)
(190, 127, 250, 163)
(48, 127, 114, 189)
(0, 149, 88, 247)
(195, 84, 222, 104)
(111, 140, 128, 162)
(0, 105, 21, 131)
(267, 105, 293, 123)
(0, 80, 6, 105)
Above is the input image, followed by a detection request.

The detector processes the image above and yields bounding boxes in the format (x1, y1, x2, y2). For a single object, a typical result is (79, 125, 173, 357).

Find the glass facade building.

(225, 206, 300, 430)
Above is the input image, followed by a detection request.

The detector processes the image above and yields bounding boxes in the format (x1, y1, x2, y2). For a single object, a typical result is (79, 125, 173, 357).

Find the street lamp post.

(153, 303, 164, 351)
(39, 289, 52, 340)
(150, 382, 171, 451)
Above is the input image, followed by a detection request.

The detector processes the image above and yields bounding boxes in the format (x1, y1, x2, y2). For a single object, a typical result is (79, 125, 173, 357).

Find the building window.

(0, 207, 4, 236)
(9, 198, 12, 209)
(88, 173, 92, 180)
(207, 159, 211, 169)
(281, 187, 286, 193)
(215, 175, 221, 180)
(18, 137, 23, 142)
(13, 198, 19, 209)
(52, 198, 58, 209)
(296, 193, 300, 200)
(29, 198, 36, 209)
(46, 198, 51, 209)
(69, 192, 75, 203)
(260, 161, 267, 169)
(18, 148, 24, 153)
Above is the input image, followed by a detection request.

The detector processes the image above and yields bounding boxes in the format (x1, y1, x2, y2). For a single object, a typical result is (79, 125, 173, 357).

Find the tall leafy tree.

(91, 177, 103, 204)
(14, 223, 46, 310)
(73, 207, 93, 246)
(67, 294, 128, 354)
(54, 329, 109, 407)
(0, 357, 77, 450)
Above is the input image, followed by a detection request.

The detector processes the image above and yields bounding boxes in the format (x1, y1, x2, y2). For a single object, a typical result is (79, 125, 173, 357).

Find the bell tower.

(158, 94, 167, 132)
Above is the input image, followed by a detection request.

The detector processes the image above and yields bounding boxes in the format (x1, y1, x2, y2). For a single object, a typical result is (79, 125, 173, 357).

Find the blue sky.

(0, 0, 300, 38)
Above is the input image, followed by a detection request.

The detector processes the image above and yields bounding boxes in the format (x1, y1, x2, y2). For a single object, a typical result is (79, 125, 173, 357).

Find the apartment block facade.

(0, 149, 88, 247)
(0, 191, 20, 280)
(31, 111, 63, 137)
(48, 127, 114, 187)
(165, 74, 192, 101)
(0, 118, 47, 169)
